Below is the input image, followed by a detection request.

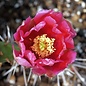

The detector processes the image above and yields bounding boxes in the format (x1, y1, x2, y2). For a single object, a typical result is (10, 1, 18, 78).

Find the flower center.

(31, 34, 56, 58)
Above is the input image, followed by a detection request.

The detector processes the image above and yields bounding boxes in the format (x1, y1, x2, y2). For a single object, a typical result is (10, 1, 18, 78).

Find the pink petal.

(50, 11, 63, 23)
(32, 66, 46, 75)
(14, 31, 20, 41)
(25, 50, 36, 66)
(36, 59, 55, 66)
(17, 17, 31, 32)
(44, 62, 67, 77)
(15, 56, 31, 68)
(66, 20, 76, 37)
(65, 37, 74, 49)
(13, 46, 20, 58)
(44, 16, 56, 27)
(13, 47, 31, 68)
(14, 30, 24, 41)
(54, 34, 66, 58)
(52, 27, 62, 34)
(58, 20, 70, 33)
(19, 42, 25, 57)
(35, 58, 63, 66)
(58, 19, 76, 37)
(28, 21, 46, 36)
(61, 50, 77, 64)
(14, 17, 32, 41)
(34, 10, 52, 24)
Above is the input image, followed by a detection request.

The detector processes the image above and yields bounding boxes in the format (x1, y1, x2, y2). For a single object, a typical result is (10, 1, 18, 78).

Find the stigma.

(31, 34, 56, 58)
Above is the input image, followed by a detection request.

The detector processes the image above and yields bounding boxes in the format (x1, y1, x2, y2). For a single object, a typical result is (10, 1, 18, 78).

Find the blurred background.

(0, 0, 86, 86)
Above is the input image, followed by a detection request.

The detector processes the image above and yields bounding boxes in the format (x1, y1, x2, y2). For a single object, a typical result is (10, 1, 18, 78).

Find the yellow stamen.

(31, 34, 56, 58)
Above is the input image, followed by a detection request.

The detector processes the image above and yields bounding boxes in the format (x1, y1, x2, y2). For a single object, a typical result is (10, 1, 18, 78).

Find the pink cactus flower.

(13, 10, 76, 77)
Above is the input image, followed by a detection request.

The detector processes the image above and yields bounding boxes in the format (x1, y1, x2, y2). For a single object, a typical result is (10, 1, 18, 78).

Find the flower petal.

(35, 58, 62, 66)
(17, 17, 31, 32)
(14, 17, 34, 41)
(44, 16, 57, 27)
(28, 21, 46, 36)
(58, 19, 74, 37)
(32, 66, 46, 75)
(34, 10, 52, 24)
(25, 50, 36, 66)
(50, 11, 63, 23)
(52, 27, 62, 34)
(19, 42, 25, 57)
(66, 20, 76, 37)
(44, 62, 67, 77)
(53, 34, 66, 58)
(65, 36, 74, 49)
(15, 56, 31, 68)
(14, 30, 24, 42)
(13, 47, 31, 67)
(60, 50, 77, 64)
(14, 31, 20, 41)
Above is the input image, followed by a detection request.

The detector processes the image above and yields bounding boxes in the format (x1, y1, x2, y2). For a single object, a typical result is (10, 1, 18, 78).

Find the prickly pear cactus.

(0, 42, 13, 63)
